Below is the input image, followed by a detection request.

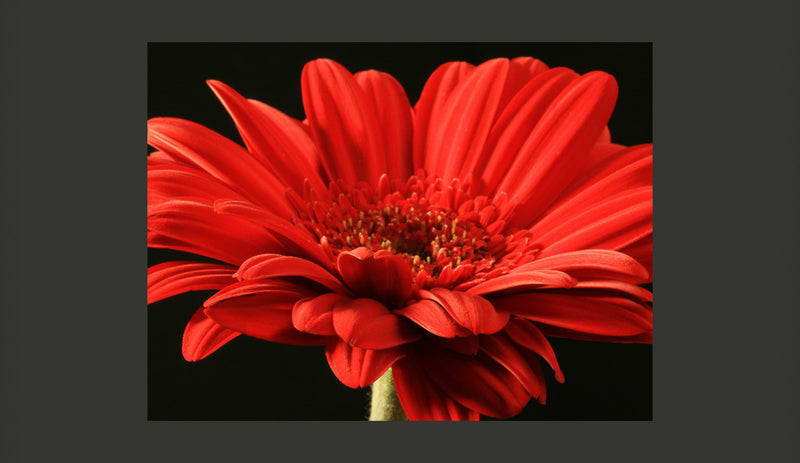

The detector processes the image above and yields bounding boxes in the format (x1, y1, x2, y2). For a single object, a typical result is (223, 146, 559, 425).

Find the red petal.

(181, 308, 240, 361)
(392, 358, 479, 421)
(148, 199, 284, 265)
(465, 269, 577, 297)
(336, 249, 414, 306)
(424, 58, 511, 182)
(533, 187, 652, 259)
(332, 298, 421, 349)
(413, 61, 475, 171)
(478, 67, 579, 193)
(420, 344, 530, 418)
(237, 253, 349, 294)
(213, 200, 334, 269)
(203, 281, 325, 345)
(572, 280, 653, 302)
(495, 71, 619, 229)
(147, 261, 237, 304)
(479, 332, 544, 398)
(394, 299, 472, 338)
(535, 323, 653, 344)
(206, 80, 327, 194)
(354, 70, 414, 181)
(529, 148, 652, 241)
(148, 161, 248, 206)
(421, 288, 510, 335)
(619, 233, 653, 278)
(516, 249, 650, 284)
(553, 143, 652, 206)
(325, 340, 405, 389)
(301, 59, 386, 185)
(504, 317, 565, 383)
(291, 293, 346, 336)
(147, 117, 292, 216)
(492, 292, 652, 338)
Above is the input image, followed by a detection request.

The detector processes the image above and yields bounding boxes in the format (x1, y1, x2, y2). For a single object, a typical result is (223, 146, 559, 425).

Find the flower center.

(291, 171, 532, 289)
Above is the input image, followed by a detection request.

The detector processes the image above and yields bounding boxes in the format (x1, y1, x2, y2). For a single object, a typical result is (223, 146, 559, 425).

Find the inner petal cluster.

(291, 171, 537, 289)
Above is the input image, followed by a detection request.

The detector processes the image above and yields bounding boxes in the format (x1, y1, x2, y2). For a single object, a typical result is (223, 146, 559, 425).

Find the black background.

(148, 43, 653, 420)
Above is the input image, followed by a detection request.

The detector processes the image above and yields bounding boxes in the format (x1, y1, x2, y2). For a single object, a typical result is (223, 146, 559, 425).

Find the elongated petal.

(413, 61, 475, 170)
(554, 143, 652, 205)
(147, 117, 292, 215)
(425, 58, 511, 182)
(332, 298, 421, 349)
(302, 59, 386, 185)
(394, 299, 473, 338)
(206, 80, 327, 194)
(354, 70, 413, 181)
(496, 71, 619, 228)
(325, 341, 405, 389)
(535, 323, 653, 344)
(516, 249, 650, 284)
(479, 332, 544, 398)
(182, 308, 240, 361)
(148, 199, 284, 265)
(420, 345, 530, 418)
(393, 358, 479, 421)
(504, 317, 565, 382)
(419, 288, 510, 335)
(148, 161, 248, 206)
(336, 249, 414, 306)
(237, 253, 349, 294)
(492, 292, 652, 338)
(529, 150, 652, 240)
(533, 187, 652, 259)
(148, 261, 237, 304)
(478, 67, 579, 193)
(202, 279, 325, 345)
(213, 199, 333, 268)
(465, 269, 577, 297)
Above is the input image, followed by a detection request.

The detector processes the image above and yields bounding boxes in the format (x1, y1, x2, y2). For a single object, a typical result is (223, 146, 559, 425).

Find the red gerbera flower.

(147, 56, 652, 421)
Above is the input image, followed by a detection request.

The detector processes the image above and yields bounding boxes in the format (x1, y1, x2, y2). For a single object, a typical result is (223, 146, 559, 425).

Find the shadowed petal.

(292, 293, 347, 336)
(182, 308, 240, 361)
(394, 299, 473, 338)
(332, 298, 421, 349)
(504, 317, 565, 382)
(325, 341, 405, 389)
(419, 288, 510, 335)
(393, 358, 479, 421)
(420, 344, 530, 418)
(336, 248, 414, 306)
(203, 280, 325, 345)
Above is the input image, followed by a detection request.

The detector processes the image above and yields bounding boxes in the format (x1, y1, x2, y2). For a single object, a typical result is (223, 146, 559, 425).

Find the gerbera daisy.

(147, 54, 652, 421)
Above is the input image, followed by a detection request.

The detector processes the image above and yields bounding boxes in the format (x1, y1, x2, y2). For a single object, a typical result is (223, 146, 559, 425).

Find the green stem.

(369, 368, 407, 421)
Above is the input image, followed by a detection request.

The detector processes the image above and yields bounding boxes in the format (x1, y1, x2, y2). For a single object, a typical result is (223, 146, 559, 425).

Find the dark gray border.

(2, 0, 799, 462)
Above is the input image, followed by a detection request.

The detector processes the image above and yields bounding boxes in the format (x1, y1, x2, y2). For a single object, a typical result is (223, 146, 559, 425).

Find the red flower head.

(147, 56, 652, 420)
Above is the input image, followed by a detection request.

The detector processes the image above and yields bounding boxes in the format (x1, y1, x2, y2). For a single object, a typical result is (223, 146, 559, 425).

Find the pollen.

(292, 171, 526, 289)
